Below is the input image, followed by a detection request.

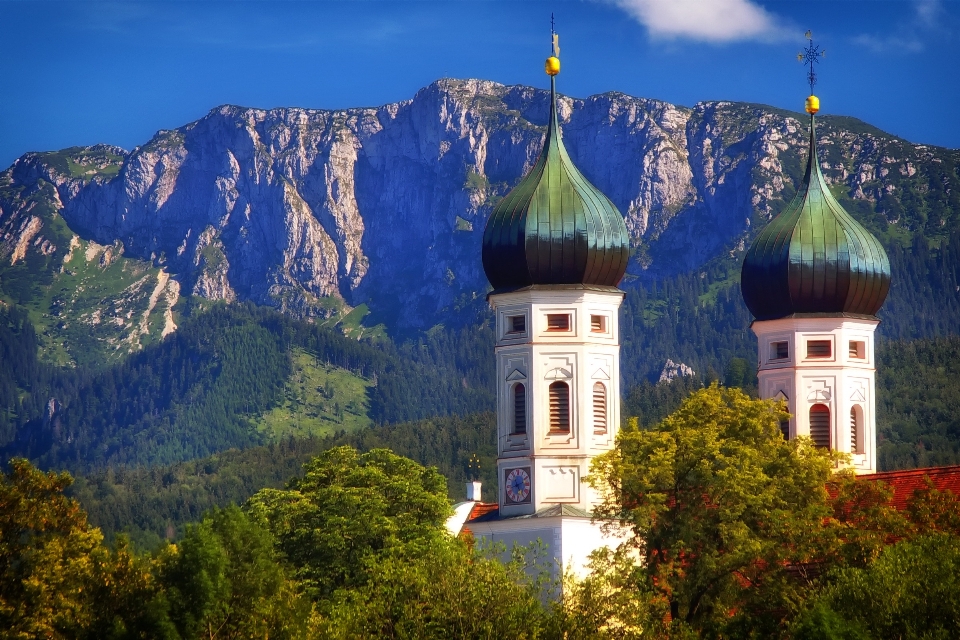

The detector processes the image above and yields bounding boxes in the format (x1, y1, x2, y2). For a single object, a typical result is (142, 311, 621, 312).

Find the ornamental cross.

(797, 30, 825, 94)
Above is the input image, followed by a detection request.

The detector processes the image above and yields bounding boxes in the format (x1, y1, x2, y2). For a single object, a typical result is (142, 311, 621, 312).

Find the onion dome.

(741, 104, 891, 320)
(481, 54, 630, 292)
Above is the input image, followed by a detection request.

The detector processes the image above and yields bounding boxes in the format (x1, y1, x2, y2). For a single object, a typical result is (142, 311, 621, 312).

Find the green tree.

(904, 478, 960, 536)
(553, 547, 679, 640)
(723, 357, 749, 389)
(824, 471, 909, 569)
(157, 506, 311, 640)
(79, 536, 175, 640)
(590, 385, 838, 636)
(793, 534, 960, 640)
(320, 537, 550, 639)
(247, 446, 450, 601)
(0, 459, 104, 638)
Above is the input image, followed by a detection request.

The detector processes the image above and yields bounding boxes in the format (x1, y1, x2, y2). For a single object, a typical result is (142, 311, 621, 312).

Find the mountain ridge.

(2, 78, 958, 337)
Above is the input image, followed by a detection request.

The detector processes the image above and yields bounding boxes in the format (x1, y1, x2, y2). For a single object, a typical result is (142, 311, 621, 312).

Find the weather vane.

(797, 30, 825, 96)
(551, 13, 560, 58)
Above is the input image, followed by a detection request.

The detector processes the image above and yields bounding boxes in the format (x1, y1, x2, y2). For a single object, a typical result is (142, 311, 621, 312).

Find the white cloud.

(852, 0, 947, 54)
(607, 0, 788, 43)
(914, 0, 943, 28)
(851, 34, 923, 54)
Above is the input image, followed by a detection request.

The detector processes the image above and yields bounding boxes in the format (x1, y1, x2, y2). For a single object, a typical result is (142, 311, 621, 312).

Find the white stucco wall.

(489, 288, 624, 515)
(753, 316, 879, 473)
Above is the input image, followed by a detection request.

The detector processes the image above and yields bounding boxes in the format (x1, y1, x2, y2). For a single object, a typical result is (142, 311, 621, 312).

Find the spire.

(740, 32, 891, 320)
(481, 22, 630, 292)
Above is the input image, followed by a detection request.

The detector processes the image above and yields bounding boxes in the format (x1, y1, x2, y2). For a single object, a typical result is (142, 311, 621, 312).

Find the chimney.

(466, 481, 482, 502)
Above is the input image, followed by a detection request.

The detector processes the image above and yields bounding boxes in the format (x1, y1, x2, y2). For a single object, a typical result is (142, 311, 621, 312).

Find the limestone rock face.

(659, 359, 696, 383)
(1, 80, 954, 329)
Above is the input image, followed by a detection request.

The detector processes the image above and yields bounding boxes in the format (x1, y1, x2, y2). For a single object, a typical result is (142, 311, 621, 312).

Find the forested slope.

(877, 336, 960, 469)
(0, 302, 495, 471)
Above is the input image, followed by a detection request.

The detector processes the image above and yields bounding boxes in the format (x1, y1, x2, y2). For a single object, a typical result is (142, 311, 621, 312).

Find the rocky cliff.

(2, 79, 958, 332)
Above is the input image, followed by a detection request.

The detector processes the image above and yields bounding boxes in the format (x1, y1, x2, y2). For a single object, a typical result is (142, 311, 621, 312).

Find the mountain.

(3, 79, 958, 339)
(1, 78, 959, 485)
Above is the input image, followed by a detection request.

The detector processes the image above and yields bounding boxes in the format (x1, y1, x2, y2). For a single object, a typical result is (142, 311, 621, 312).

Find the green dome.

(481, 77, 630, 292)
(741, 115, 891, 320)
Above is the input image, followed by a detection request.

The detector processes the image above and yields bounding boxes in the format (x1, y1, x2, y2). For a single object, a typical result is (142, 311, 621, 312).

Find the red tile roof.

(465, 501, 499, 522)
(459, 502, 499, 540)
(858, 464, 960, 510)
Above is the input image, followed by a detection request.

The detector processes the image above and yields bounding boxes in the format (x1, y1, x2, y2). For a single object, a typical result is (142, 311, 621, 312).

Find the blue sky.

(1, 0, 958, 168)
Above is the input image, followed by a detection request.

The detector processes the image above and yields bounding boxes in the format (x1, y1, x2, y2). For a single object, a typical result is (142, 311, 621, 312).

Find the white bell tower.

(491, 286, 623, 515)
(740, 61, 890, 476)
(463, 27, 632, 580)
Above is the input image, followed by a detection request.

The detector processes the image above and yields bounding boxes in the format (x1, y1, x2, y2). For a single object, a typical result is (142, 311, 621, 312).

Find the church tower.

(740, 35, 891, 474)
(480, 29, 629, 517)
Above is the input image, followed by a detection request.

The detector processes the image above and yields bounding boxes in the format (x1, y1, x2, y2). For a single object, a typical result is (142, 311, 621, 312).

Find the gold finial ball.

(805, 95, 820, 114)
(545, 56, 560, 76)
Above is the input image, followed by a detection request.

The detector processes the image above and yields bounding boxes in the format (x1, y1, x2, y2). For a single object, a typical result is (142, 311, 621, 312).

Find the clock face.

(504, 467, 532, 504)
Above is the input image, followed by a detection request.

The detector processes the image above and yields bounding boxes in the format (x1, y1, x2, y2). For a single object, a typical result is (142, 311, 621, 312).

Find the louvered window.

(593, 382, 607, 434)
(513, 384, 526, 434)
(807, 340, 832, 358)
(809, 404, 831, 449)
(591, 315, 606, 333)
(771, 341, 789, 360)
(849, 407, 857, 452)
(508, 315, 526, 334)
(549, 381, 570, 432)
(547, 314, 570, 331)
(849, 341, 864, 359)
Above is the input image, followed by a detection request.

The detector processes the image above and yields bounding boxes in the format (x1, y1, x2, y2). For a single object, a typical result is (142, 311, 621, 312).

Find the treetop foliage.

(0, 459, 104, 637)
(5, 394, 960, 638)
(591, 385, 838, 632)
(247, 446, 451, 601)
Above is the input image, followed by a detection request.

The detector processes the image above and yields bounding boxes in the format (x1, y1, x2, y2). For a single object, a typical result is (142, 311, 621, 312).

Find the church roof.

(858, 464, 960, 510)
(740, 113, 891, 320)
(463, 502, 591, 525)
(481, 72, 630, 292)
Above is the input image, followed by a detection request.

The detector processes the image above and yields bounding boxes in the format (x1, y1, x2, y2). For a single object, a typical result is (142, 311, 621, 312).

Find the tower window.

(779, 419, 790, 440)
(593, 382, 607, 434)
(771, 341, 789, 360)
(850, 405, 864, 454)
(849, 341, 865, 359)
(546, 314, 570, 331)
(807, 340, 832, 358)
(507, 315, 526, 334)
(548, 381, 570, 432)
(513, 383, 526, 434)
(590, 315, 607, 333)
(809, 404, 831, 449)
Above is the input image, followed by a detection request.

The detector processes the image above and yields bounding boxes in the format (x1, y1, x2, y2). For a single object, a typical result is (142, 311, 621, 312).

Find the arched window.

(779, 419, 790, 440)
(850, 405, 864, 454)
(593, 382, 607, 435)
(549, 381, 570, 433)
(809, 404, 831, 449)
(513, 383, 526, 435)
